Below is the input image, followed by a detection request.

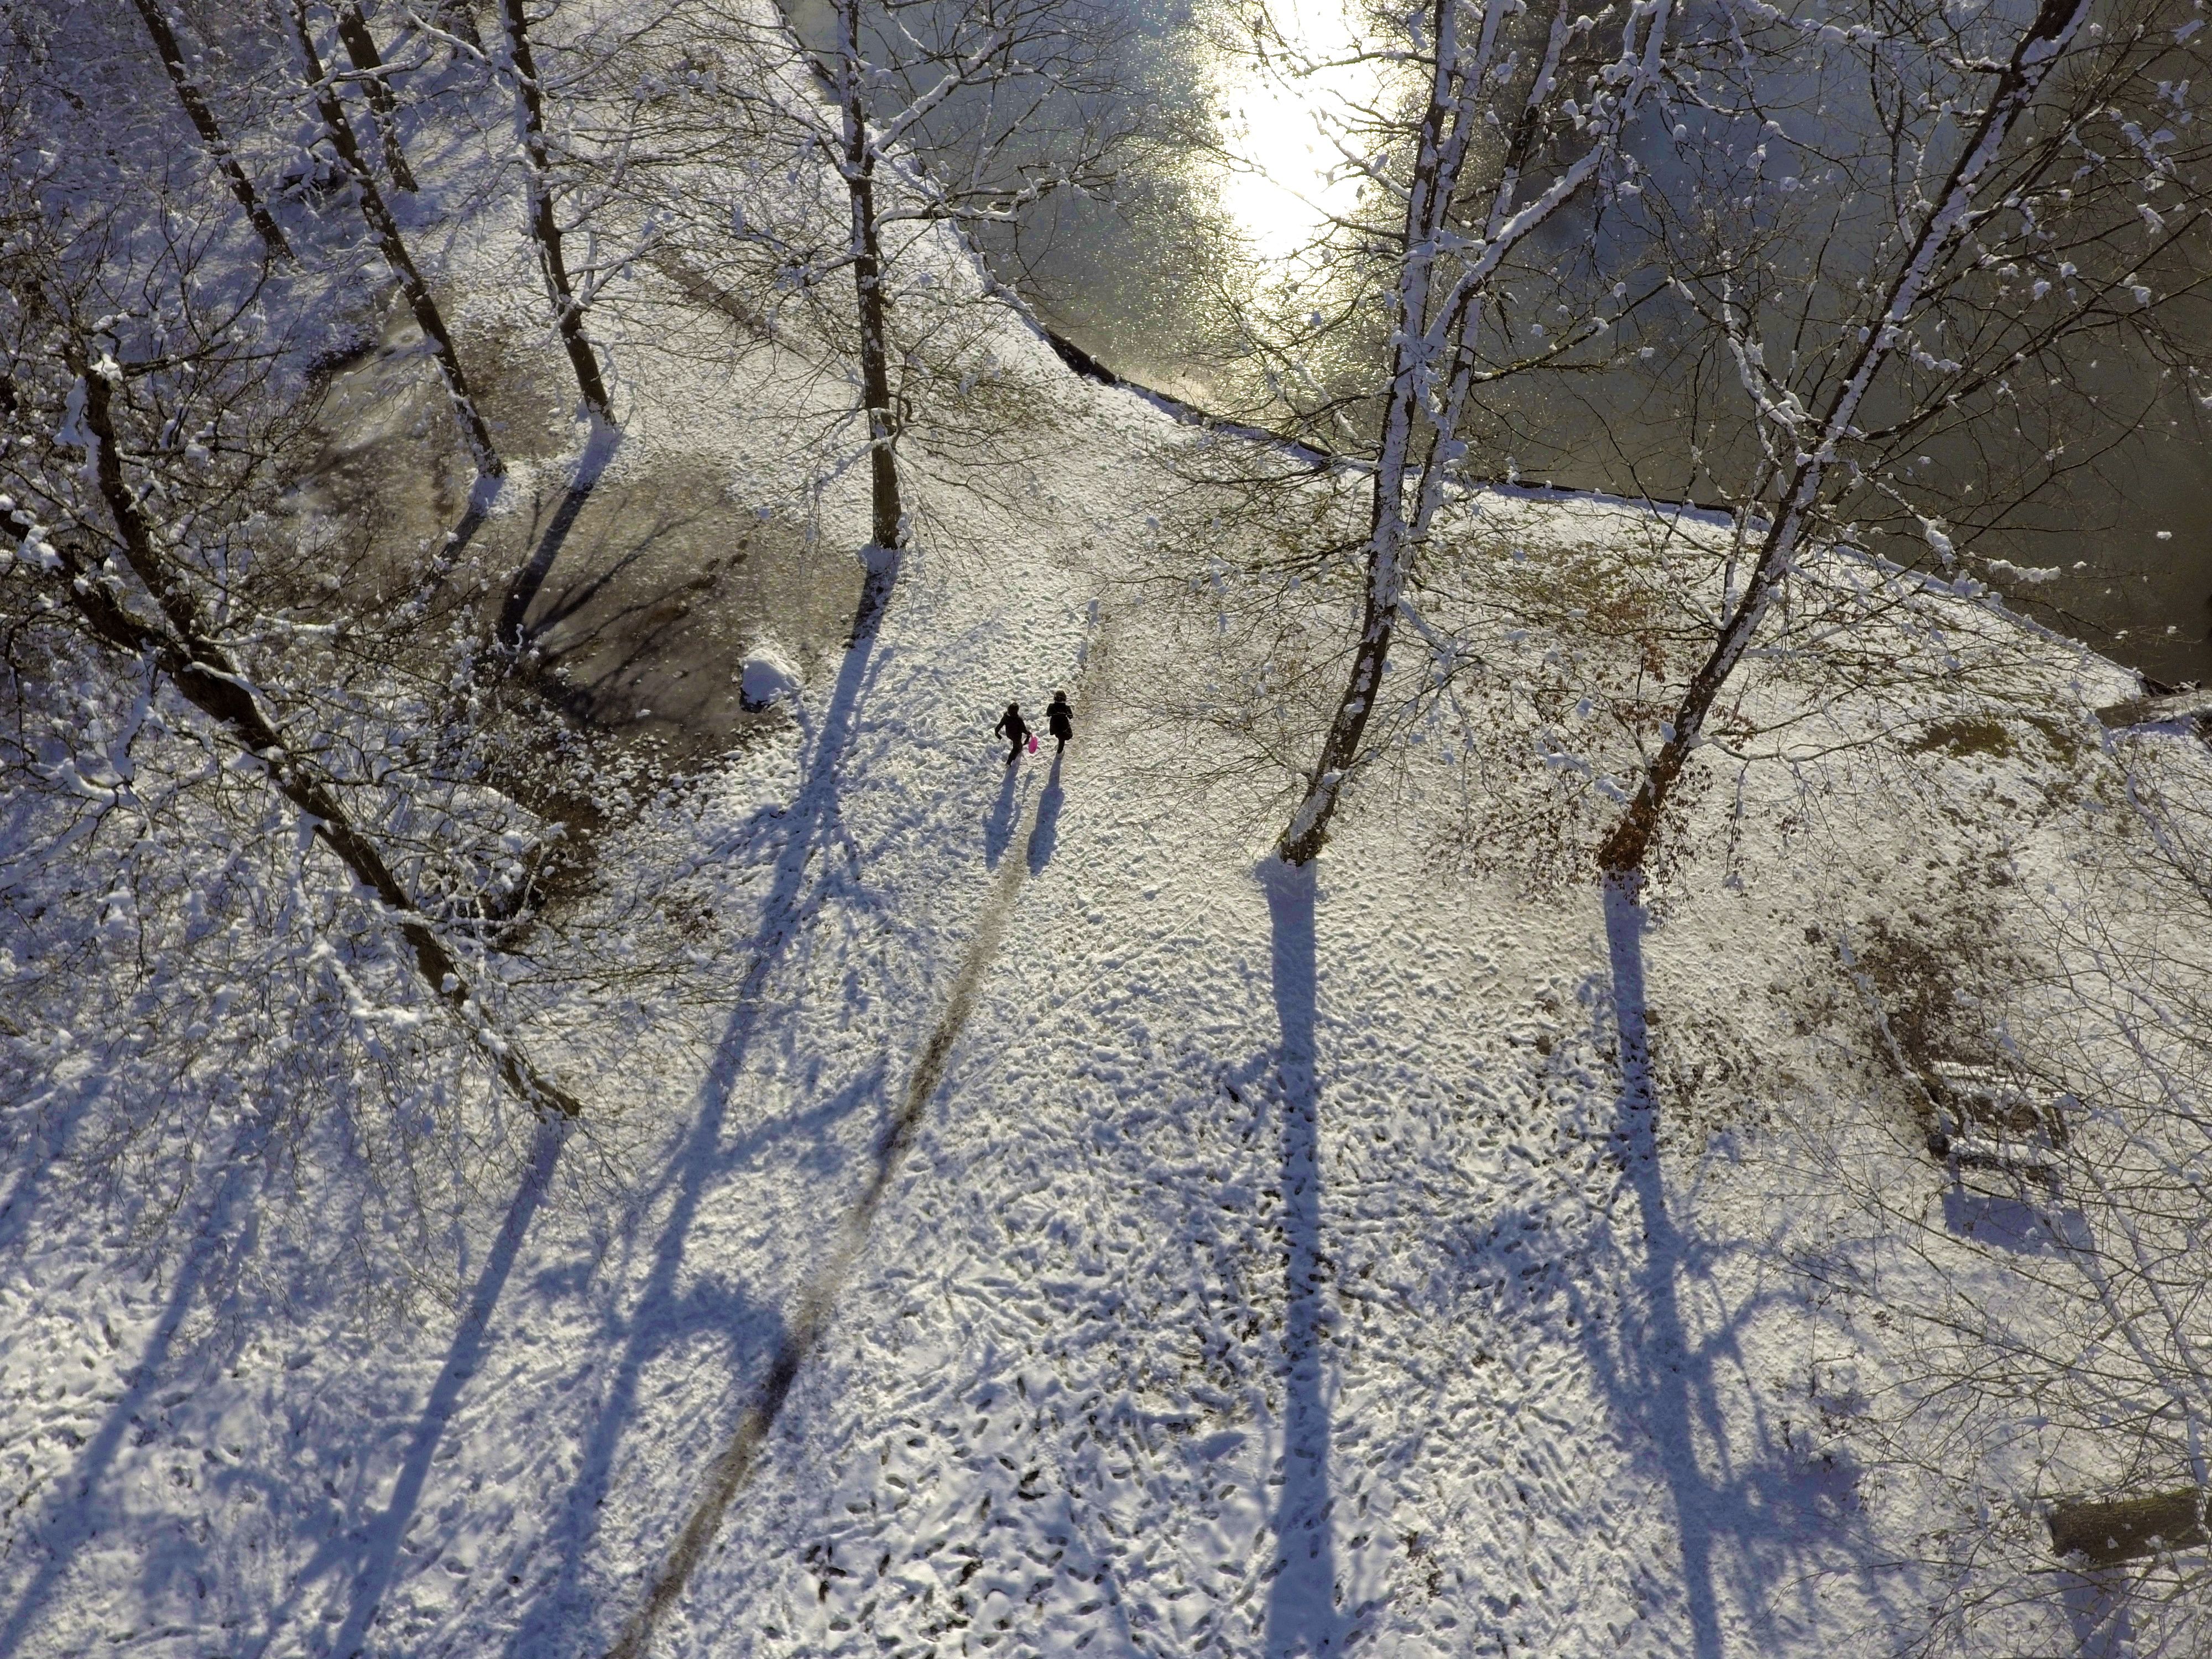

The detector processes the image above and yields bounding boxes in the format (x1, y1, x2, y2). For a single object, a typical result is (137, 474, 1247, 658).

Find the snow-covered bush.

(739, 641, 801, 708)
(0, 35, 607, 1308)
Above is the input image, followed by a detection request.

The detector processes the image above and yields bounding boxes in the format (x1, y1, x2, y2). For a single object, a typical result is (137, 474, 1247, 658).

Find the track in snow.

(604, 632, 1100, 1659)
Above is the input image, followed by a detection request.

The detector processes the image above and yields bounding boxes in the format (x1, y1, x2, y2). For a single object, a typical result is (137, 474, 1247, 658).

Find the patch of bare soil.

(288, 298, 865, 771)
(500, 459, 860, 766)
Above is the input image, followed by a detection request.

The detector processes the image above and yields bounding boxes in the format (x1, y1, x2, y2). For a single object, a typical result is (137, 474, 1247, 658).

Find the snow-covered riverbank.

(5, 7, 2208, 1656)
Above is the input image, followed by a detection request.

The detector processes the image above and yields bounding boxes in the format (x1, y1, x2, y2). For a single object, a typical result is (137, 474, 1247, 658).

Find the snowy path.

(613, 536, 1908, 1655)
(0, 335, 1952, 1659)
(452, 523, 1108, 1659)
(0, 426, 1108, 1659)
(607, 655, 1096, 1659)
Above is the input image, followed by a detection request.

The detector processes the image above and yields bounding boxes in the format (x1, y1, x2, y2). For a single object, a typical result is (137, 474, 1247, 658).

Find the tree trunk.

(50, 347, 573, 1116)
(1276, 0, 1623, 864)
(127, 0, 293, 259)
(1595, 0, 2096, 879)
(838, 0, 904, 552)
(335, 2, 419, 192)
(497, 0, 613, 420)
(1276, 2, 1469, 865)
(285, 0, 503, 479)
(436, 0, 484, 53)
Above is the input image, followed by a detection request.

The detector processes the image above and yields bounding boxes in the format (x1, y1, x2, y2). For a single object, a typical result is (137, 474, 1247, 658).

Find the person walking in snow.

(994, 701, 1030, 766)
(1045, 690, 1073, 753)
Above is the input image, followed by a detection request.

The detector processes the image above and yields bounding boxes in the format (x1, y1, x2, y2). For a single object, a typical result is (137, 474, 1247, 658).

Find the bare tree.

(804, 0, 1136, 550)
(493, 0, 613, 420)
(334, 0, 420, 191)
(2, 290, 573, 1121)
(281, 0, 503, 480)
(0, 213, 627, 1460)
(1799, 718, 2212, 1659)
(830, 0, 904, 551)
(127, 0, 294, 257)
(1594, 0, 2209, 880)
(1264, 0, 1683, 863)
(666, 0, 1136, 555)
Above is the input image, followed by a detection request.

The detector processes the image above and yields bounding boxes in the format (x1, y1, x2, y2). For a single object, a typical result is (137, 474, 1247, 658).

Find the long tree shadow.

(284, 1113, 573, 1659)
(519, 502, 717, 645)
(1589, 875, 1890, 1656)
(252, 550, 900, 1659)
(0, 1110, 276, 1659)
(497, 420, 623, 649)
(1261, 859, 1348, 1657)
(601, 632, 1057, 1659)
(426, 471, 504, 589)
(1598, 873, 1729, 1659)
(508, 554, 902, 1659)
(0, 1063, 106, 1270)
(0, 546, 882, 1659)
(503, 1061, 891, 1659)
(2061, 1563, 2135, 1657)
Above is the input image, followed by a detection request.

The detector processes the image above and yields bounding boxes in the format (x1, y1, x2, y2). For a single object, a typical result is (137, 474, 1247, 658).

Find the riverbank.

(3, 8, 2207, 1656)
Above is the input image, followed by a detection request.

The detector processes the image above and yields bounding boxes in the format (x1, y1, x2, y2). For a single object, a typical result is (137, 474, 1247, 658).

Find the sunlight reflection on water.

(1206, 1, 1380, 262)
(780, 0, 2212, 682)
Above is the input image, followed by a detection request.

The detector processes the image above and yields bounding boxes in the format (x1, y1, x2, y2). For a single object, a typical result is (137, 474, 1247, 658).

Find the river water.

(977, 0, 2212, 687)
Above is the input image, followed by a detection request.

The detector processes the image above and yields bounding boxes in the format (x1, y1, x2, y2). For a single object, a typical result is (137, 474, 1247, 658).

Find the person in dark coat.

(1045, 690, 1073, 752)
(994, 701, 1030, 765)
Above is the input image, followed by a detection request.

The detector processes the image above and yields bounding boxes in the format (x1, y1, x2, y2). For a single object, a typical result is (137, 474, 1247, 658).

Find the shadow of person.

(983, 759, 1021, 870)
(1025, 748, 1065, 874)
(1261, 858, 1349, 1657)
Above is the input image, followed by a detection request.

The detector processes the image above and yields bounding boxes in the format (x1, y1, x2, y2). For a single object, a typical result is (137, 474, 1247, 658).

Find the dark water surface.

(980, 2, 2212, 686)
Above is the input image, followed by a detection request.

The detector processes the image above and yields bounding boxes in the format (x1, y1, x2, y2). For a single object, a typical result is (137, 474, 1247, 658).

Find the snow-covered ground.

(4, 13, 2207, 1659)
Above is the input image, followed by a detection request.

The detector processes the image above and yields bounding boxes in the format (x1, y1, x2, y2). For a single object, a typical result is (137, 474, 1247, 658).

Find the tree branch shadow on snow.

(506, 560, 900, 1659)
(500, 1068, 878, 1659)
(0, 1109, 279, 1659)
(513, 510, 701, 648)
(1585, 875, 1895, 1657)
(1, 495, 879, 1659)
(497, 420, 624, 649)
(1262, 859, 1350, 1657)
(429, 473, 502, 582)
(226, 553, 899, 1659)
(602, 612, 1068, 1659)
(2060, 1561, 2138, 1657)
(0, 1067, 106, 1295)
(248, 1113, 573, 1659)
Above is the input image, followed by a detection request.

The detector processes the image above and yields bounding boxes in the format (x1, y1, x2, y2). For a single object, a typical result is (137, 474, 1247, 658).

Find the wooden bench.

(2050, 1490, 2208, 1566)
(1924, 1062, 2063, 1194)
